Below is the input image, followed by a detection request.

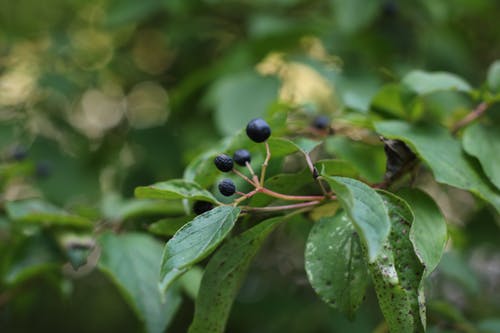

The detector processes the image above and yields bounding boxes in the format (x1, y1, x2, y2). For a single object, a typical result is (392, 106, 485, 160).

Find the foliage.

(1, 1, 500, 332)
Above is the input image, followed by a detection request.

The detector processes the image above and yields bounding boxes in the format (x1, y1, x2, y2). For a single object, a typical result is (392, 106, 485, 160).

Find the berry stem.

(232, 169, 257, 186)
(245, 161, 256, 178)
(258, 187, 325, 201)
(242, 200, 321, 212)
(259, 142, 271, 185)
(304, 153, 330, 197)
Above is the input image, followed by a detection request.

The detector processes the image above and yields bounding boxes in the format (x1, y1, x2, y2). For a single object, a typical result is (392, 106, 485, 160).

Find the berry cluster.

(213, 118, 271, 197)
(193, 118, 271, 214)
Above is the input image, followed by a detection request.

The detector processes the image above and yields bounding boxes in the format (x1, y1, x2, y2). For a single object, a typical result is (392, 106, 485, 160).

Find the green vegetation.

(1, 1, 500, 332)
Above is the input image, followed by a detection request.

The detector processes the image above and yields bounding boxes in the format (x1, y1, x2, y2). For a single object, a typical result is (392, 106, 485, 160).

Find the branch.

(452, 102, 489, 134)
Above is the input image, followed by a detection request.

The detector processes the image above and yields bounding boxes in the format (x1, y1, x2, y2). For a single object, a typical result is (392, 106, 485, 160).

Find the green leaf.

(135, 179, 217, 203)
(487, 60, 500, 94)
(101, 194, 185, 220)
(316, 159, 360, 178)
(463, 122, 500, 190)
(398, 188, 448, 275)
(322, 176, 390, 262)
(402, 70, 471, 95)
(5, 199, 92, 228)
(188, 217, 282, 333)
(369, 191, 426, 333)
(267, 137, 300, 157)
(375, 121, 500, 214)
(148, 216, 194, 237)
(208, 71, 279, 136)
(370, 83, 410, 119)
(249, 169, 313, 207)
(98, 232, 181, 333)
(159, 206, 240, 294)
(305, 211, 369, 318)
(3, 233, 62, 285)
(293, 137, 322, 154)
(325, 136, 385, 183)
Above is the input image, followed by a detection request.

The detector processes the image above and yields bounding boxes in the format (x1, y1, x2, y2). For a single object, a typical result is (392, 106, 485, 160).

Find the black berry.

(312, 115, 330, 130)
(9, 145, 28, 161)
(218, 179, 236, 196)
(193, 201, 214, 215)
(35, 160, 52, 178)
(214, 154, 233, 172)
(233, 149, 251, 166)
(246, 118, 271, 143)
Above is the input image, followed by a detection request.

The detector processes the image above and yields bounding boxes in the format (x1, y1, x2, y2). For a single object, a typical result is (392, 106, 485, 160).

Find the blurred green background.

(1, 0, 500, 332)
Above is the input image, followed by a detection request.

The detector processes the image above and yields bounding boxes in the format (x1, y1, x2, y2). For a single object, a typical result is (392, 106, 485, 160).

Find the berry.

(312, 115, 330, 130)
(10, 145, 28, 161)
(233, 149, 251, 166)
(246, 118, 271, 143)
(193, 201, 214, 215)
(218, 179, 236, 196)
(214, 154, 233, 172)
(35, 160, 52, 178)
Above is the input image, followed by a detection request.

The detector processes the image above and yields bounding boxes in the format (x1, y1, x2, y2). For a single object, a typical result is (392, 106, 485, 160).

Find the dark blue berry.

(35, 160, 52, 178)
(312, 115, 330, 130)
(10, 145, 28, 161)
(214, 154, 233, 172)
(218, 179, 236, 196)
(246, 118, 271, 143)
(193, 201, 214, 215)
(233, 149, 251, 166)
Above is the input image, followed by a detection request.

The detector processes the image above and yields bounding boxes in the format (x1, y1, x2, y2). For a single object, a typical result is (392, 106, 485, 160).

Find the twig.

(452, 102, 489, 134)
(258, 187, 325, 201)
(260, 142, 271, 185)
(242, 200, 321, 212)
(233, 169, 257, 186)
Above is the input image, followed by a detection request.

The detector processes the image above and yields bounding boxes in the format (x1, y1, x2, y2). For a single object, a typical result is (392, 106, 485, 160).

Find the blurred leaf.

(188, 216, 282, 333)
(370, 83, 409, 119)
(159, 206, 240, 294)
(148, 216, 194, 237)
(487, 60, 500, 94)
(208, 71, 279, 136)
(322, 176, 390, 262)
(369, 191, 426, 333)
(293, 137, 322, 154)
(102, 194, 185, 220)
(438, 251, 480, 294)
(6, 199, 93, 229)
(305, 211, 368, 318)
(398, 188, 448, 275)
(402, 70, 471, 95)
(462, 122, 500, 190)
(330, 0, 381, 34)
(105, 0, 163, 26)
(98, 232, 181, 333)
(179, 266, 203, 300)
(135, 179, 217, 203)
(477, 318, 500, 333)
(3, 233, 62, 285)
(325, 136, 385, 183)
(375, 121, 500, 214)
